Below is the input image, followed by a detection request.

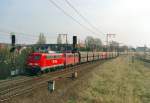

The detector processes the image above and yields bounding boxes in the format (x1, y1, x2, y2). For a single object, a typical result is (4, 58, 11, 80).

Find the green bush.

(0, 47, 33, 79)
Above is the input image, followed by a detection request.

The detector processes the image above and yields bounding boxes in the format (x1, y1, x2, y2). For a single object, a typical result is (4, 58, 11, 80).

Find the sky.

(0, 0, 150, 47)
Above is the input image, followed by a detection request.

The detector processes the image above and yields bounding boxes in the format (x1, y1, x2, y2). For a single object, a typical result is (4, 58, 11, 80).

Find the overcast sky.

(0, 0, 150, 47)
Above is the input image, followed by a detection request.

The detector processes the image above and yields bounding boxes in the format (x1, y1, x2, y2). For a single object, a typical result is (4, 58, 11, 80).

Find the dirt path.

(6, 56, 150, 103)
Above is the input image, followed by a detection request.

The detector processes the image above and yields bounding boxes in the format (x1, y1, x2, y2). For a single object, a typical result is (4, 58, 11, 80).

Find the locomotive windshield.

(34, 55, 41, 60)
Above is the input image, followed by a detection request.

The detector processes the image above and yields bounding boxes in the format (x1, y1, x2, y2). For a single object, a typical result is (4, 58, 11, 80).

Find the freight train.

(26, 51, 119, 74)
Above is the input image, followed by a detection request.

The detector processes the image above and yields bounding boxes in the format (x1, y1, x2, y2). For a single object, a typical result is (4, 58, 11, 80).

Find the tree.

(85, 36, 94, 51)
(119, 45, 128, 52)
(37, 33, 46, 44)
(85, 36, 102, 51)
(109, 41, 119, 52)
(57, 34, 62, 44)
(94, 38, 102, 51)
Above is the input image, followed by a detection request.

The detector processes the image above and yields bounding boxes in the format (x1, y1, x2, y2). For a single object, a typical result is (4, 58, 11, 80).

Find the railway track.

(136, 55, 150, 63)
(140, 58, 150, 63)
(0, 59, 109, 102)
(0, 76, 32, 85)
(0, 77, 35, 91)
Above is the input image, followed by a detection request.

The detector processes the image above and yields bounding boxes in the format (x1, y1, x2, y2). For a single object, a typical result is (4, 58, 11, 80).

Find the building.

(29, 44, 73, 52)
(136, 47, 147, 52)
(0, 43, 10, 49)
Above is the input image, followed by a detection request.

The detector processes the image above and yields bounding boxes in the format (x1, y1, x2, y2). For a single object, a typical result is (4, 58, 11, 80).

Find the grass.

(67, 56, 150, 103)
(10, 56, 150, 103)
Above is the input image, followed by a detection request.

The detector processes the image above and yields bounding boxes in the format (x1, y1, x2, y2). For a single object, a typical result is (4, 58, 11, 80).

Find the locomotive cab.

(26, 53, 42, 74)
(26, 52, 65, 74)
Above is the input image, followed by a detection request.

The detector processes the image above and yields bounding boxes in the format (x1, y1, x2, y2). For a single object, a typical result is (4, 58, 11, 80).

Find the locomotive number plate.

(52, 60, 58, 63)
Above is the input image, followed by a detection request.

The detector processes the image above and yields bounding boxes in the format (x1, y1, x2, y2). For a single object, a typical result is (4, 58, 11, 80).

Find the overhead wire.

(0, 31, 37, 44)
(0, 0, 106, 44)
(0, 30, 58, 44)
(48, 0, 101, 37)
(0, 29, 57, 39)
(0, 31, 37, 41)
(64, 0, 105, 35)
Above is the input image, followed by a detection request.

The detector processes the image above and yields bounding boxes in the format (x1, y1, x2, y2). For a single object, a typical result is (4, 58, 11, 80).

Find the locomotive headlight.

(29, 63, 33, 65)
(34, 63, 39, 66)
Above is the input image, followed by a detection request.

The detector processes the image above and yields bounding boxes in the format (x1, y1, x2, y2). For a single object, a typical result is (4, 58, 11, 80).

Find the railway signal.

(72, 36, 77, 52)
(10, 32, 16, 52)
(11, 34, 15, 46)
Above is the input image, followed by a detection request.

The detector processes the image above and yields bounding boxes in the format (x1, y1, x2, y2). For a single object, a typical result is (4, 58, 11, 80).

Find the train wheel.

(45, 69, 49, 73)
(37, 71, 42, 76)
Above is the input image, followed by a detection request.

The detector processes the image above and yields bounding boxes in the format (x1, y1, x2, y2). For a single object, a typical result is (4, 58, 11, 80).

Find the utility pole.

(57, 34, 68, 52)
(106, 34, 116, 52)
(144, 44, 147, 59)
(63, 34, 68, 52)
(57, 34, 62, 44)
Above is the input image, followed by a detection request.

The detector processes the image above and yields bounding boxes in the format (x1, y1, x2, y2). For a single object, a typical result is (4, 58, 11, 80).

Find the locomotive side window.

(75, 54, 78, 57)
(54, 55, 61, 58)
(67, 54, 73, 57)
(46, 55, 54, 59)
(46, 55, 62, 59)
(54, 56, 57, 58)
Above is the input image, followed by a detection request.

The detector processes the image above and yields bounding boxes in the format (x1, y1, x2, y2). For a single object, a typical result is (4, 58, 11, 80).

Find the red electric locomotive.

(26, 52, 65, 73)
(26, 51, 118, 74)
(26, 52, 79, 74)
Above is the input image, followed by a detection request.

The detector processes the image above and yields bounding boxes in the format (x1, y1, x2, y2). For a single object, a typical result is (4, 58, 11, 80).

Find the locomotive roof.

(31, 52, 63, 56)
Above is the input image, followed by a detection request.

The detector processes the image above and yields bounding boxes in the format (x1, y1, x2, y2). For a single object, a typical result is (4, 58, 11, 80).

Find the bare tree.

(37, 33, 46, 44)
(85, 36, 94, 51)
(94, 38, 102, 51)
(57, 34, 62, 44)
(85, 36, 102, 51)
(109, 41, 119, 52)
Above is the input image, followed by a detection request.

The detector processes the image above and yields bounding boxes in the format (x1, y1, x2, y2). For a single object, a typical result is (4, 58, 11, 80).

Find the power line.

(0, 31, 38, 44)
(0, 31, 37, 41)
(0, 30, 60, 44)
(0, 28, 57, 38)
(48, 0, 101, 37)
(0, 30, 56, 40)
(0, 31, 10, 35)
(64, 0, 105, 35)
